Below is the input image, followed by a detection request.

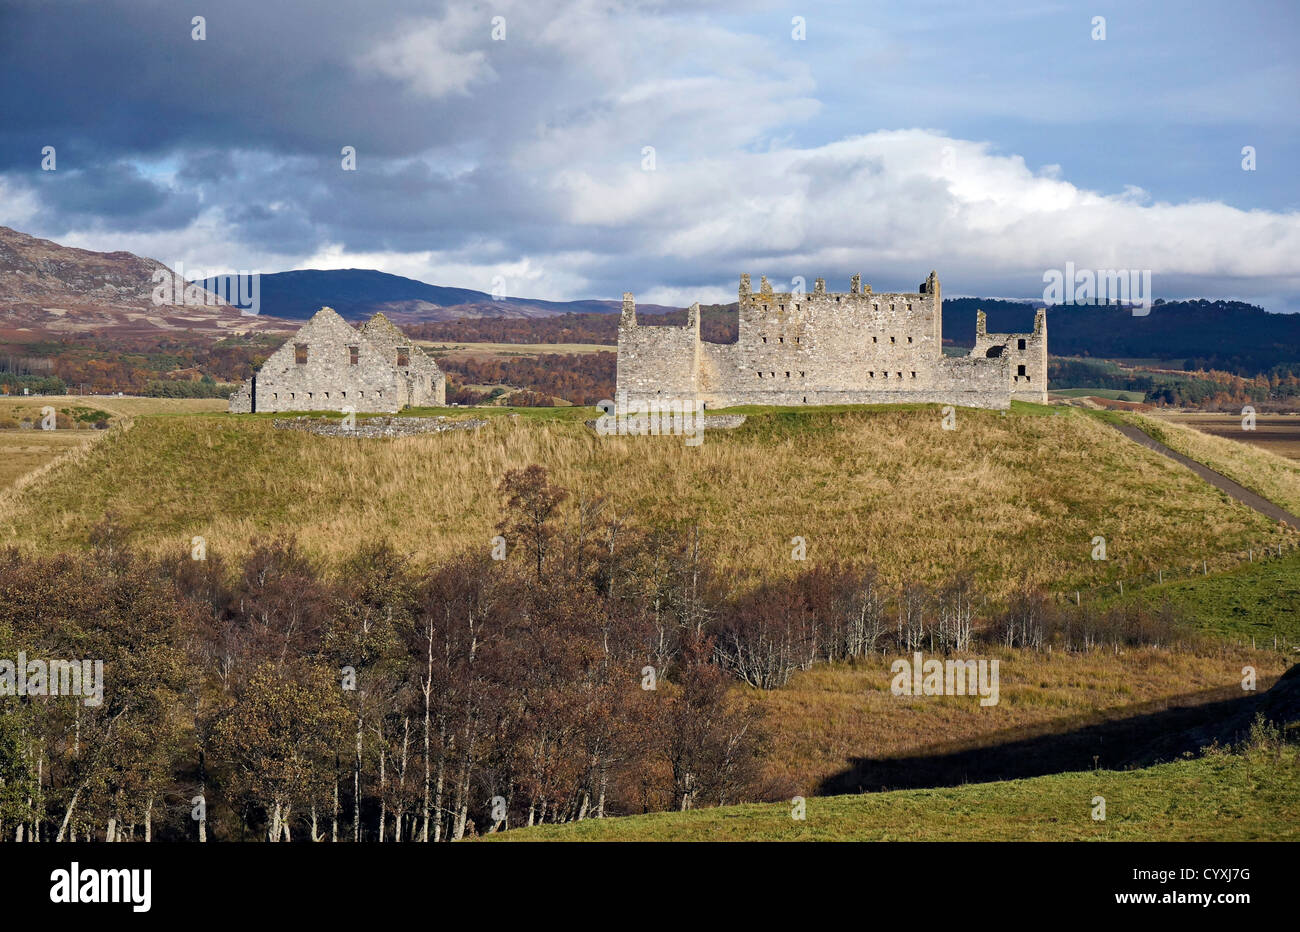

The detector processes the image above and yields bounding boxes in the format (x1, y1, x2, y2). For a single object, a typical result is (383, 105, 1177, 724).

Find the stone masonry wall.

(617, 271, 1037, 410)
(358, 313, 447, 407)
(972, 308, 1048, 403)
(252, 308, 403, 412)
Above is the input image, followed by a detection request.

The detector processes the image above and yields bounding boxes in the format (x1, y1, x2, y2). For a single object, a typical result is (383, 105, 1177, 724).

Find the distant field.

(0, 395, 227, 489)
(1131, 412, 1300, 513)
(0, 394, 227, 421)
(419, 340, 614, 357)
(744, 646, 1286, 797)
(0, 431, 96, 490)
(1052, 388, 1147, 402)
(0, 403, 1290, 599)
(1158, 412, 1300, 462)
(490, 745, 1300, 841)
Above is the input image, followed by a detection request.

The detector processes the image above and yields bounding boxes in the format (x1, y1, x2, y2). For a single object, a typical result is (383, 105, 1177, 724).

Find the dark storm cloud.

(0, 0, 1295, 309)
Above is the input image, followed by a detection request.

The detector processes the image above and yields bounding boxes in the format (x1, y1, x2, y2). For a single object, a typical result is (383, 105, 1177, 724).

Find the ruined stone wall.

(228, 382, 253, 414)
(615, 294, 699, 400)
(228, 307, 449, 413)
(358, 313, 446, 406)
(244, 307, 405, 413)
(971, 308, 1048, 403)
(617, 271, 1020, 410)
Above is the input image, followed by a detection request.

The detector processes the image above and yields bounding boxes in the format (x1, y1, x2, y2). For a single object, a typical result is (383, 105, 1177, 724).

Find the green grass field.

(1122, 548, 1300, 645)
(489, 743, 1300, 841)
(1052, 388, 1147, 402)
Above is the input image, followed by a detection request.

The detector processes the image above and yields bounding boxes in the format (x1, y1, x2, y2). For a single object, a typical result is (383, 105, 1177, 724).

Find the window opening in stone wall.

(779, 336, 783, 343)
(397, 347, 410, 367)
(890, 336, 896, 343)
(911, 371, 917, 378)
(1018, 339, 1026, 350)
(896, 372, 902, 378)
(757, 372, 762, 378)
(295, 343, 308, 364)
(907, 336, 913, 343)
(762, 336, 767, 343)
(872, 336, 877, 343)
(349, 345, 359, 365)
(1018, 364, 1027, 376)
(785, 371, 790, 378)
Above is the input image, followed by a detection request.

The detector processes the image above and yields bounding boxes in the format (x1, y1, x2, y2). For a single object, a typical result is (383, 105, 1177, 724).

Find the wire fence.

(1055, 535, 1300, 608)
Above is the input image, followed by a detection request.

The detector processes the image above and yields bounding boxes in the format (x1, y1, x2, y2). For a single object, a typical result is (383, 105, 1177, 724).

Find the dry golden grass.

(1136, 411, 1300, 515)
(1158, 412, 1300, 461)
(0, 405, 1289, 600)
(0, 394, 227, 421)
(0, 431, 97, 489)
(746, 645, 1289, 795)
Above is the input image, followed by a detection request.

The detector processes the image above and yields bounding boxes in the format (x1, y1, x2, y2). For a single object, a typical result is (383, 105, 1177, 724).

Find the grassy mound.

(0, 403, 1288, 598)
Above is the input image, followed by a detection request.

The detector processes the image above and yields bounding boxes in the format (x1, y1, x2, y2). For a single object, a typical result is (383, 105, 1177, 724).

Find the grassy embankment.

(0, 403, 1291, 600)
(489, 741, 1300, 841)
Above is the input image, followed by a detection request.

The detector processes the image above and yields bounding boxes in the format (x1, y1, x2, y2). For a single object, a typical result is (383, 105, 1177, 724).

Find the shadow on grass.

(818, 663, 1300, 795)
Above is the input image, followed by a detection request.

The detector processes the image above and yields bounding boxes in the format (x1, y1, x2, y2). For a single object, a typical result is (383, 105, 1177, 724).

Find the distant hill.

(0, 226, 276, 341)
(3, 225, 1296, 374)
(197, 268, 680, 323)
(943, 297, 1300, 374)
(413, 297, 1300, 377)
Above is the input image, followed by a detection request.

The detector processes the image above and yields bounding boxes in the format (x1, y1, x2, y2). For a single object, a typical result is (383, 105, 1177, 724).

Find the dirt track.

(1110, 422, 1300, 527)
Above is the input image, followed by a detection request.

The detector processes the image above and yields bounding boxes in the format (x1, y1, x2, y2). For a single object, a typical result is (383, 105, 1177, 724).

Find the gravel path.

(1109, 422, 1300, 527)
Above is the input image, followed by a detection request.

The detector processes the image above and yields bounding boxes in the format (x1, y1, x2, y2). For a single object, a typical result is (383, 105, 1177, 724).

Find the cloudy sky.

(2, 0, 1297, 309)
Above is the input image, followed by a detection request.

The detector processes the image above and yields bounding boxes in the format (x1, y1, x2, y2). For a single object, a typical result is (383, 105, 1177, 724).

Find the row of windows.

(756, 370, 926, 380)
(294, 344, 411, 366)
(772, 301, 914, 311)
(271, 389, 384, 402)
(759, 334, 917, 345)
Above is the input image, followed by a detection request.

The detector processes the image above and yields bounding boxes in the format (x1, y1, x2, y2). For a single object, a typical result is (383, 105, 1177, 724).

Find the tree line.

(0, 466, 1194, 842)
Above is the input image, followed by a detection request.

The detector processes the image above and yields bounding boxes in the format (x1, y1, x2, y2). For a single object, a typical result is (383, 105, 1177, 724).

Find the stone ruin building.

(228, 307, 446, 413)
(616, 271, 1046, 409)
